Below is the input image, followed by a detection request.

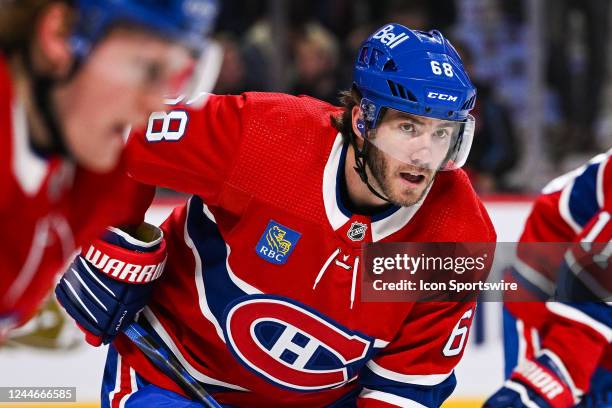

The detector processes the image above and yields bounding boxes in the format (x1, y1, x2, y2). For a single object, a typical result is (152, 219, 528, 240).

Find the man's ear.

(34, 2, 73, 76)
(351, 105, 365, 138)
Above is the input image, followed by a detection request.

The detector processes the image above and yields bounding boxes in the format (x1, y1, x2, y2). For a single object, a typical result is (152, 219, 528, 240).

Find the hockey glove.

(55, 224, 166, 346)
(484, 353, 575, 408)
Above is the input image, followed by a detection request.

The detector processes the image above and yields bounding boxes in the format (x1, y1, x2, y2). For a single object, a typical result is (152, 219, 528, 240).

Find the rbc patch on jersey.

(256, 221, 301, 265)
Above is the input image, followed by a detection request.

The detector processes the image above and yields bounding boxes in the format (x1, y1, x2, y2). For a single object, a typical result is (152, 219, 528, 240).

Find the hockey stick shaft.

(123, 322, 222, 408)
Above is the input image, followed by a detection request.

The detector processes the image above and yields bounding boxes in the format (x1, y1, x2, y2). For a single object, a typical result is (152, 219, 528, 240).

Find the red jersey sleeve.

(357, 302, 476, 407)
(125, 94, 246, 204)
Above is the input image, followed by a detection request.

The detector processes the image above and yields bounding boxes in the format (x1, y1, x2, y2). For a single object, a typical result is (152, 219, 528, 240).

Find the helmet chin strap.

(23, 46, 80, 158)
(349, 131, 391, 204)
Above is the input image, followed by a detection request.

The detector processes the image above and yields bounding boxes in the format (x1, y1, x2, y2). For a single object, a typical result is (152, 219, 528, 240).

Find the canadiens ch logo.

(223, 295, 373, 391)
(347, 222, 367, 242)
(256, 221, 301, 265)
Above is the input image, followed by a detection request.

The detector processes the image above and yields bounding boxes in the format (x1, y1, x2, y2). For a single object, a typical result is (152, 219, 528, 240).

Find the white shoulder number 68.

(443, 308, 473, 357)
(145, 111, 189, 142)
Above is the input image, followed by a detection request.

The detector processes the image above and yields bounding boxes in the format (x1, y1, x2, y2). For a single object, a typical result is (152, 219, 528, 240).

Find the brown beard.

(365, 143, 436, 207)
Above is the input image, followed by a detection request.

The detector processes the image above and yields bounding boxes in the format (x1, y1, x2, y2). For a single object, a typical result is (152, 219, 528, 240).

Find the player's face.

(365, 142, 435, 207)
(366, 110, 452, 206)
(54, 28, 194, 172)
(370, 109, 454, 171)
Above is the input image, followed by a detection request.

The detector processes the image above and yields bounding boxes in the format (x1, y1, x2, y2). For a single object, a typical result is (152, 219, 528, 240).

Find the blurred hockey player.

(57, 24, 496, 407)
(485, 153, 612, 408)
(0, 0, 219, 338)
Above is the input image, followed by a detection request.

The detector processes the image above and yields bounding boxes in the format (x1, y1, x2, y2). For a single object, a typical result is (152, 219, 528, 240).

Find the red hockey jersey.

(112, 92, 496, 407)
(506, 152, 612, 397)
(0, 56, 151, 335)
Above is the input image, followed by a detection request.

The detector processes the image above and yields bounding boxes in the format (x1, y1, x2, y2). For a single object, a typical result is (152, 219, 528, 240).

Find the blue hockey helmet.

(353, 24, 476, 170)
(70, 0, 218, 59)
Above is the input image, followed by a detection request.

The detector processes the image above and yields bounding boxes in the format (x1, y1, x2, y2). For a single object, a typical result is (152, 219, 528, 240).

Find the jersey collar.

(322, 134, 429, 241)
(11, 89, 49, 196)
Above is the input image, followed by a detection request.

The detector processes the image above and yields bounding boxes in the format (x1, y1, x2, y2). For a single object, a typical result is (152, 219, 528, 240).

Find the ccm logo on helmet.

(372, 24, 410, 49)
(427, 92, 458, 102)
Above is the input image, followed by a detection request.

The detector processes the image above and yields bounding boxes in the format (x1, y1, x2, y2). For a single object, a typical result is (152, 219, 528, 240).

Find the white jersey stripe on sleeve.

(184, 198, 225, 341)
(224, 242, 261, 295)
(596, 154, 608, 208)
(564, 250, 612, 301)
(530, 326, 541, 356)
(359, 388, 428, 407)
(118, 367, 138, 408)
(365, 361, 453, 386)
(513, 258, 556, 296)
(546, 302, 612, 342)
(516, 319, 527, 365)
(108, 353, 122, 408)
(559, 180, 582, 234)
(186, 198, 261, 344)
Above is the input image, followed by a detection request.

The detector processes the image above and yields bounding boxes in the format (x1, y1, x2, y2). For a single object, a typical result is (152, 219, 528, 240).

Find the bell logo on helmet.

(372, 24, 410, 49)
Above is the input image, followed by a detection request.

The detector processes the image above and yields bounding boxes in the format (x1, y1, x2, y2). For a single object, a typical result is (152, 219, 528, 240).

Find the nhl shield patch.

(347, 222, 368, 241)
(256, 220, 301, 265)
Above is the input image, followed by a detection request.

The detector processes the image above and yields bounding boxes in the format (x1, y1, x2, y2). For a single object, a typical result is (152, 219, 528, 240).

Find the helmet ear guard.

(356, 119, 366, 135)
(359, 98, 378, 129)
(354, 98, 376, 137)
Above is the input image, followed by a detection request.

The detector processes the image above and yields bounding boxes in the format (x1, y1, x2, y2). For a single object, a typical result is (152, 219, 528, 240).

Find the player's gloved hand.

(483, 353, 575, 408)
(55, 224, 166, 346)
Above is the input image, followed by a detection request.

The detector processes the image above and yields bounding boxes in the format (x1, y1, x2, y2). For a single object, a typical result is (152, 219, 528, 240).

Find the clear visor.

(365, 108, 475, 171)
(163, 40, 224, 100)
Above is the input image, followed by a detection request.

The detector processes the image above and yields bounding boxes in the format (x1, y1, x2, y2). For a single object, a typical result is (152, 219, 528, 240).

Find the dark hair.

(331, 86, 361, 144)
(0, 0, 73, 54)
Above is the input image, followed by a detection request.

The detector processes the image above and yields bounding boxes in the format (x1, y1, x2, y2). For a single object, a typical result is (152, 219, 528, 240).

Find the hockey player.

(57, 24, 496, 407)
(485, 154, 612, 408)
(0, 0, 218, 337)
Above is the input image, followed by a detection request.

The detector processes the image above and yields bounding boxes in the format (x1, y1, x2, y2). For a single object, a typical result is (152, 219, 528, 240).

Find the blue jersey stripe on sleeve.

(568, 162, 602, 228)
